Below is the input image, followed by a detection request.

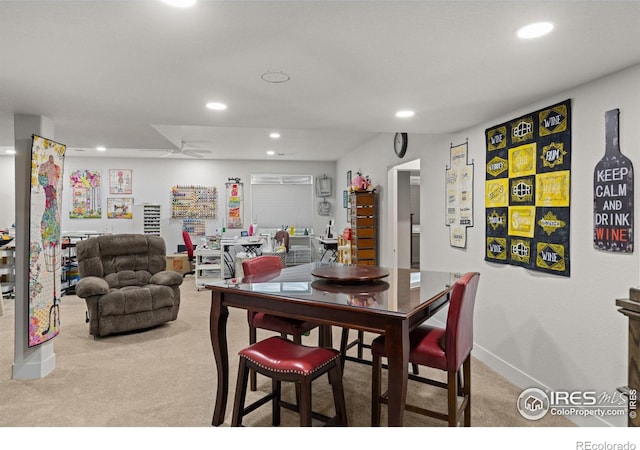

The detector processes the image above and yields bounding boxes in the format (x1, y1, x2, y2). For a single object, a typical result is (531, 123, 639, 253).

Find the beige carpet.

(0, 278, 573, 428)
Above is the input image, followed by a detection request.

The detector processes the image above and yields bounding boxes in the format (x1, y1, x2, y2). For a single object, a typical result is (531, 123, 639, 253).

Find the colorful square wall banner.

(485, 99, 571, 277)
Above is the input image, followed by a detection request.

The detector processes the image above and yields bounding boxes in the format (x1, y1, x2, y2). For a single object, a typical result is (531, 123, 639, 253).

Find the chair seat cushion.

(250, 311, 317, 335)
(371, 325, 448, 371)
(239, 336, 339, 376)
(99, 285, 174, 316)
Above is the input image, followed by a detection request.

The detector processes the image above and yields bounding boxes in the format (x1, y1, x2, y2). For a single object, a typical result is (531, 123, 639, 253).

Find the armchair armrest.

(150, 270, 184, 287)
(76, 276, 109, 298)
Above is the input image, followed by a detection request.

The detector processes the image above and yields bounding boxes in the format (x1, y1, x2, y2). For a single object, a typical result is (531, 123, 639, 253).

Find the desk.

(220, 238, 265, 277)
(318, 237, 338, 262)
(207, 262, 457, 426)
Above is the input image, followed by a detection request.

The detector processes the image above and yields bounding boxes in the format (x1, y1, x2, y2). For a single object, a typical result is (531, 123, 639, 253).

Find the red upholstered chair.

(242, 255, 319, 391)
(181, 230, 195, 277)
(371, 271, 480, 427)
(231, 336, 348, 427)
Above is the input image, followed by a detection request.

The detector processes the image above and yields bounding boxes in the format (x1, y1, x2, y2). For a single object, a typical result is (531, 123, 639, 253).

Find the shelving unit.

(286, 235, 312, 266)
(194, 247, 224, 290)
(350, 191, 377, 265)
(0, 245, 15, 298)
(133, 203, 161, 236)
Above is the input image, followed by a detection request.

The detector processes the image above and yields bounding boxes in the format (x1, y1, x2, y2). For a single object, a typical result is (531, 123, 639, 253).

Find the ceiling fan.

(161, 141, 213, 159)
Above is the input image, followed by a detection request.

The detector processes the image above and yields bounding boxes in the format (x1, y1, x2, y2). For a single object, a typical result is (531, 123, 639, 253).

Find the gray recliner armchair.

(75, 234, 183, 337)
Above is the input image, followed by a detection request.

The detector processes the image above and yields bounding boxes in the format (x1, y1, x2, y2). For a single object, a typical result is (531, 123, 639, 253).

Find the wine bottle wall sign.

(593, 109, 634, 253)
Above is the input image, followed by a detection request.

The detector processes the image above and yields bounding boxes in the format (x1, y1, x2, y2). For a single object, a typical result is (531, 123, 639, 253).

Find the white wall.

(0, 156, 336, 254)
(0, 156, 15, 230)
(337, 63, 640, 426)
(336, 134, 444, 266)
(430, 64, 640, 426)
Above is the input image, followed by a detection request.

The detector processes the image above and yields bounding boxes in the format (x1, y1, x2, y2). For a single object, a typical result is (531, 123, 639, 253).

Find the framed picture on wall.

(107, 197, 133, 219)
(347, 170, 352, 187)
(343, 190, 348, 208)
(109, 169, 132, 194)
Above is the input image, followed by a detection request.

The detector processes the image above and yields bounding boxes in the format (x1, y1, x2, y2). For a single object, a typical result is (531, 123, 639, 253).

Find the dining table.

(206, 261, 460, 426)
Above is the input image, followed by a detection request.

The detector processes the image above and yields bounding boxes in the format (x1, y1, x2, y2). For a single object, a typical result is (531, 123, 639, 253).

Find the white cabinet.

(133, 204, 161, 236)
(194, 247, 224, 289)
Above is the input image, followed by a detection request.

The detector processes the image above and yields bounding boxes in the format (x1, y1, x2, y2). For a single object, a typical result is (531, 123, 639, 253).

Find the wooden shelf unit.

(349, 191, 377, 265)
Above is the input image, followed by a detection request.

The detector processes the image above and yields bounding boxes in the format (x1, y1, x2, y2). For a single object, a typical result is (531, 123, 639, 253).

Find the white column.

(12, 114, 56, 379)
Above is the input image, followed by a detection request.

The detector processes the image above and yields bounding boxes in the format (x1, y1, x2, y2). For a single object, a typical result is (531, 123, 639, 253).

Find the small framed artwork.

(347, 207, 351, 222)
(109, 169, 132, 194)
(347, 170, 352, 187)
(107, 197, 133, 219)
(240, 230, 248, 237)
(343, 190, 348, 208)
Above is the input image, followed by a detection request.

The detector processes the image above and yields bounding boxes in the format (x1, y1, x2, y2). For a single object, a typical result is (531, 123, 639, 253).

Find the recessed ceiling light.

(517, 22, 554, 39)
(266, 150, 275, 156)
(160, 0, 197, 8)
(96, 146, 106, 152)
(396, 110, 415, 118)
(6, 149, 16, 155)
(206, 102, 227, 111)
(269, 132, 280, 139)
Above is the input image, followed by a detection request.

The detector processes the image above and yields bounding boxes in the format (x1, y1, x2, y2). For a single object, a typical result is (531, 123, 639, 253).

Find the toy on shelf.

(348, 172, 374, 192)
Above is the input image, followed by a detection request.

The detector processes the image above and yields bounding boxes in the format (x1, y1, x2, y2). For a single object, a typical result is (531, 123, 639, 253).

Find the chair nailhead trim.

(242, 353, 339, 376)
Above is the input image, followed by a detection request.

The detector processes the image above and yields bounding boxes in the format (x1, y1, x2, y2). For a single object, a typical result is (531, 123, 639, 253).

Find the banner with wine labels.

(593, 108, 633, 253)
(485, 99, 571, 277)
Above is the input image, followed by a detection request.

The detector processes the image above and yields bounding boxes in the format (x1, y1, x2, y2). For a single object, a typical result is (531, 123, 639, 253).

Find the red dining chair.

(231, 336, 348, 427)
(181, 230, 195, 277)
(242, 255, 319, 391)
(370, 271, 480, 427)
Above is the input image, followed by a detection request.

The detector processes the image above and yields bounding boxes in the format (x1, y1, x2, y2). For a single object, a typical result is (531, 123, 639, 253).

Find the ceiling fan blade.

(183, 150, 205, 159)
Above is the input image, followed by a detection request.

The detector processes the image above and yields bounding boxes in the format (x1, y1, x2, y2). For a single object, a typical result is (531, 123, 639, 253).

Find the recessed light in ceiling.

(266, 150, 275, 156)
(160, 0, 197, 8)
(395, 110, 415, 118)
(206, 102, 227, 111)
(517, 22, 554, 39)
(269, 132, 280, 139)
(261, 71, 291, 83)
(96, 146, 106, 152)
(5, 149, 16, 155)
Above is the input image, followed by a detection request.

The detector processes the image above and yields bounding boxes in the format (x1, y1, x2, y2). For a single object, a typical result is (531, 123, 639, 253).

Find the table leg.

(384, 320, 409, 426)
(210, 291, 230, 426)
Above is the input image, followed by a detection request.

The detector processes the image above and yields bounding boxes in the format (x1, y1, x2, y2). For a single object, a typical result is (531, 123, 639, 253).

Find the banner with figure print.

(485, 99, 571, 277)
(29, 135, 66, 346)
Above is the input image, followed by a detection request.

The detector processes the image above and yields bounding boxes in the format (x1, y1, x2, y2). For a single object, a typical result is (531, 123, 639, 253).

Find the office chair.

(242, 255, 319, 391)
(370, 271, 480, 427)
(182, 230, 195, 277)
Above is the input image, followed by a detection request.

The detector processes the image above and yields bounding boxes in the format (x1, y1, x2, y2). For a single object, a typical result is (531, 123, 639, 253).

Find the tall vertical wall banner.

(446, 140, 474, 248)
(29, 135, 66, 347)
(485, 99, 571, 277)
(226, 179, 243, 229)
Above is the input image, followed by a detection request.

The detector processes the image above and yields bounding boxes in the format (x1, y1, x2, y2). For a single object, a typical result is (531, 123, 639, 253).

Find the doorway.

(388, 159, 420, 269)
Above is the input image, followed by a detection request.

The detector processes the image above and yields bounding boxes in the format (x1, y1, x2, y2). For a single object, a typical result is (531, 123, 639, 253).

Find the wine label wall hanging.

(485, 99, 571, 277)
(445, 140, 474, 248)
(593, 108, 633, 253)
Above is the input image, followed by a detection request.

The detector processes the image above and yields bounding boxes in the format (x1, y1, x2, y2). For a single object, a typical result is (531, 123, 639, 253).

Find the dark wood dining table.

(206, 262, 458, 426)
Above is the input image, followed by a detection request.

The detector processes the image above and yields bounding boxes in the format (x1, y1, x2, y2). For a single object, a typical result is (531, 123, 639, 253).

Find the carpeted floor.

(0, 277, 573, 428)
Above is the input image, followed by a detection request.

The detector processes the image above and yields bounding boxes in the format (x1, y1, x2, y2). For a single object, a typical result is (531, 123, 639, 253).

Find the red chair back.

(445, 272, 480, 371)
(242, 255, 284, 276)
(182, 230, 194, 260)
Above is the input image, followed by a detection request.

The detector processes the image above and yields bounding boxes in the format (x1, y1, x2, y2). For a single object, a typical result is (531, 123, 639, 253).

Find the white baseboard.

(471, 343, 623, 427)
